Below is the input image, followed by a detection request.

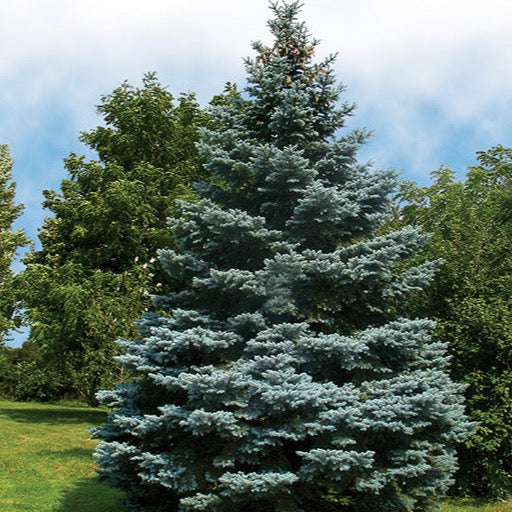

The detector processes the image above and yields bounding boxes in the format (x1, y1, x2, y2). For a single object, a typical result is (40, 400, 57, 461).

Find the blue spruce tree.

(93, 2, 472, 511)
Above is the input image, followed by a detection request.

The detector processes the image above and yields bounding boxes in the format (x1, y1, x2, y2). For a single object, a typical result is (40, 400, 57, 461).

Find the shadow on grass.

(0, 406, 107, 426)
(56, 477, 125, 512)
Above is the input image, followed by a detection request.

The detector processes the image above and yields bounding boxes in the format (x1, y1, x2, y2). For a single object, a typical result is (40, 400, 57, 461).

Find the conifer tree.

(94, 3, 472, 511)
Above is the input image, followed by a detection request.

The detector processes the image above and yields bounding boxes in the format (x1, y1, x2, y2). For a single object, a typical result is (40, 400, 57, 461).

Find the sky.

(2, 0, 512, 345)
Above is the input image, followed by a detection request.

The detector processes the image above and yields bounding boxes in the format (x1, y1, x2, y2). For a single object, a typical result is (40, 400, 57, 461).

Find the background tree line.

(0, 73, 511, 501)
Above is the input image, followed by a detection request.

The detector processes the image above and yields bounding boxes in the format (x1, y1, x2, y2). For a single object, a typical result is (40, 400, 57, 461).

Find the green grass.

(441, 498, 512, 512)
(0, 400, 123, 512)
(0, 399, 511, 512)
(441, 499, 512, 512)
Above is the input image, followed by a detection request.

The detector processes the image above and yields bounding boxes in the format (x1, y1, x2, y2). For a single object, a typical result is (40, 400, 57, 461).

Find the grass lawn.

(0, 399, 123, 512)
(0, 399, 511, 512)
(441, 499, 512, 512)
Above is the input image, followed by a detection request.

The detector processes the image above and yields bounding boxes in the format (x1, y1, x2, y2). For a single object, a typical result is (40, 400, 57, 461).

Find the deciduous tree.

(19, 75, 208, 403)
(394, 145, 512, 498)
(0, 145, 29, 343)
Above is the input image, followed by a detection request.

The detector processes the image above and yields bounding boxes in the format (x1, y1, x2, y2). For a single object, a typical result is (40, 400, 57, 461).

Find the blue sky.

(2, 0, 512, 345)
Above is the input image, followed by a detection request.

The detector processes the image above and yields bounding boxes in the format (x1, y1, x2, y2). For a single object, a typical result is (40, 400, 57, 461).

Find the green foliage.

(0, 342, 65, 402)
(394, 145, 512, 498)
(0, 145, 29, 343)
(33, 72, 207, 274)
(17, 262, 149, 403)
(94, 3, 471, 511)
(19, 74, 208, 404)
(9, 360, 63, 402)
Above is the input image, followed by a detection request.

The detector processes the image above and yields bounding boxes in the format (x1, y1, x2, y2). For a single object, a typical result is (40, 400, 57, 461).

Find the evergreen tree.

(94, 3, 472, 511)
(19, 75, 208, 403)
(0, 145, 29, 343)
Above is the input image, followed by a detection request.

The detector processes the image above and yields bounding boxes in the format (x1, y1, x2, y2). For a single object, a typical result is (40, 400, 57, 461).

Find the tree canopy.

(394, 145, 512, 498)
(0, 145, 29, 343)
(19, 75, 208, 403)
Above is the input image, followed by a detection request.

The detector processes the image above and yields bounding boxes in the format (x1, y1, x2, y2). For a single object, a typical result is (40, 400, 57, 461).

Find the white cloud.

(1, 0, 511, 198)
(3, 1, 512, 113)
